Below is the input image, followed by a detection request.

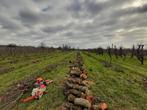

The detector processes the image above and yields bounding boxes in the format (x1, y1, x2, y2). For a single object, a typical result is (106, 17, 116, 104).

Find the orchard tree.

(107, 46, 112, 63)
(136, 44, 144, 64)
(131, 45, 135, 58)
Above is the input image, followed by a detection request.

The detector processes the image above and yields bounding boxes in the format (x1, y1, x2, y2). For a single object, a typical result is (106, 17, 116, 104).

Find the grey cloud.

(0, 15, 22, 30)
(113, 3, 147, 18)
(42, 23, 72, 34)
(18, 9, 41, 24)
(67, 0, 106, 18)
(42, 6, 52, 12)
(67, 0, 82, 12)
(134, 4, 147, 13)
(84, 0, 104, 15)
(0, 0, 147, 48)
(64, 32, 73, 37)
(42, 26, 65, 33)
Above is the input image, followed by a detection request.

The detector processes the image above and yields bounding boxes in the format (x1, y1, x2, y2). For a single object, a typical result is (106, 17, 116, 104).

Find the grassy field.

(0, 51, 76, 110)
(0, 51, 147, 110)
(82, 52, 147, 110)
(12, 51, 76, 110)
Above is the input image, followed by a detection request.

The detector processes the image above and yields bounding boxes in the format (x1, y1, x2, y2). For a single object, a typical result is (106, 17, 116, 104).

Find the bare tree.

(107, 46, 112, 63)
(136, 44, 144, 64)
(131, 45, 135, 58)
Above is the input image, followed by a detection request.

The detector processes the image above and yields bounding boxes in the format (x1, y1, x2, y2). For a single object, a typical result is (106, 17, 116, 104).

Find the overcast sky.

(0, 0, 147, 49)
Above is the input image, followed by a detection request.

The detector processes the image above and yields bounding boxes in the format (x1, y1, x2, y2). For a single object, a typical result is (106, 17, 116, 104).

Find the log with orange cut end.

(98, 102, 108, 110)
(20, 96, 35, 103)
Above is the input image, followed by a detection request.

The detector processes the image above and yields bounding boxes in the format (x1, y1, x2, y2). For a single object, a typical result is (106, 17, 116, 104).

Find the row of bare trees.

(132, 45, 144, 64)
(86, 44, 146, 65)
(106, 45, 144, 64)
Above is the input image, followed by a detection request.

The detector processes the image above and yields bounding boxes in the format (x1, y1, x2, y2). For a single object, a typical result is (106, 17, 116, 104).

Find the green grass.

(0, 52, 60, 69)
(11, 51, 76, 110)
(0, 51, 147, 110)
(82, 52, 147, 110)
(0, 51, 74, 94)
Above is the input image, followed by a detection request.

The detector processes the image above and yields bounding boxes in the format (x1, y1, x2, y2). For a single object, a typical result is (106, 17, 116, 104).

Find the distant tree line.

(0, 43, 76, 56)
(0, 43, 55, 56)
(0, 43, 146, 64)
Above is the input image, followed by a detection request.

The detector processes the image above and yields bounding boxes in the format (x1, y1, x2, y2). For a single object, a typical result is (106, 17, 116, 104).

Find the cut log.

(68, 89, 83, 97)
(92, 105, 99, 110)
(70, 70, 81, 76)
(64, 102, 82, 110)
(64, 102, 73, 109)
(65, 81, 88, 92)
(74, 98, 91, 108)
(83, 108, 89, 110)
(73, 85, 88, 92)
(86, 95, 94, 104)
(81, 93, 86, 99)
(80, 74, 88, 80)
(71, 105, 83, 110)
(67, 94, 76, 102)
(65, 81, 74, 89)
(67, 78, 82, 85)
(71, 67, 80, 71)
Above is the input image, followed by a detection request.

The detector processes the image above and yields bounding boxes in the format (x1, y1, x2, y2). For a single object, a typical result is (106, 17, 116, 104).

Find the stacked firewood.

(62, 53, 102, 110)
